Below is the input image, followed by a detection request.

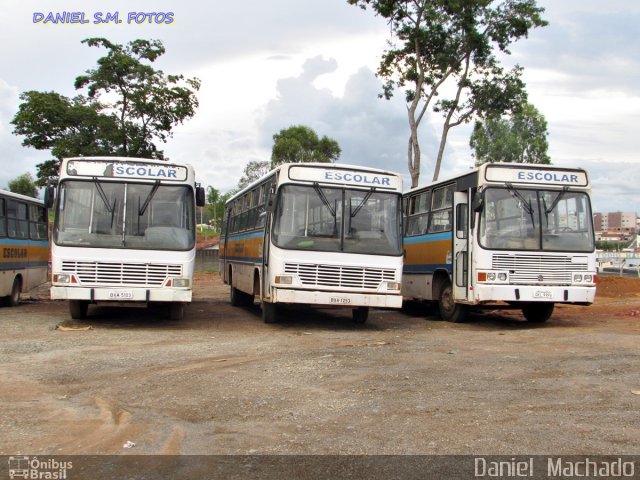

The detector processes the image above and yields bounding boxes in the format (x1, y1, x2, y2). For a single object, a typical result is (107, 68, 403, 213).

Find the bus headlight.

(574, 274, 583, 283)
(170, 278, 190, 288)
(487, 273, 496, 281)
(498, 273, 508, 281)
(385, 281, 401, 291)
(275, 275, 293, 285)
(53, 274, 71, 284)
(583, 274, 593, 283)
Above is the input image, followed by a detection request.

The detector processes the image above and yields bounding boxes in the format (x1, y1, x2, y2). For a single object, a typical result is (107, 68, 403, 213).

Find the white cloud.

(0, 0, 637, 213)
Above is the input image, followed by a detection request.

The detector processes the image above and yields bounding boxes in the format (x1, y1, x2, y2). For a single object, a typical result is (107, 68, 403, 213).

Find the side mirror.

(195, 186, 206, 207)
(44, 186, 56, 209)
(472, 192, 484, 212)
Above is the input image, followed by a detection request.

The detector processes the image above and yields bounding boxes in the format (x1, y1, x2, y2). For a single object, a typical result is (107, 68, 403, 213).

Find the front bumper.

(473, 284, 595, 304)
(50, 286, 192, 303)
(272, 288, 402, 308)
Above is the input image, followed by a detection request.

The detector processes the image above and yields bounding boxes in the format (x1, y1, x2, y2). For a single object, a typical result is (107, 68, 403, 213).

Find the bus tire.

(522, 302, 554, 323)
(69, 300, 88, 320)
(230, 286, 248, 307)
(352, 306, 369, 324)
(6, 277, 21, 307)
(262, 302, 278, 324)
(438, 281, 466, 322)
(169, 302, 185, 321)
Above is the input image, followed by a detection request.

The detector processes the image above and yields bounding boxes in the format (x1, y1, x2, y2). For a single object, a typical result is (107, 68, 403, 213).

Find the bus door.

(453, 191, 469, 302)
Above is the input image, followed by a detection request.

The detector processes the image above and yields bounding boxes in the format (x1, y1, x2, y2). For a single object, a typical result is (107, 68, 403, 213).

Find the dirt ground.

(0, 274, 638, 457)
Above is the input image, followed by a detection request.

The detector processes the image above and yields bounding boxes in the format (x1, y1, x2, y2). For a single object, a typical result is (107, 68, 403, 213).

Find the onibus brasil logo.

(8, 456, 72, 479)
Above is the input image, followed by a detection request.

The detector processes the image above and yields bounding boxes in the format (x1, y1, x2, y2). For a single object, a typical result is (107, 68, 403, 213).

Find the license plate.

(533, 290, 553, 299)
(330, 297, 351, 305)
(108, 290, 134, 299)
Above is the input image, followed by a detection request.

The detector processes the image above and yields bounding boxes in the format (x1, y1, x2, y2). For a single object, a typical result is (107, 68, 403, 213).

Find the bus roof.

(0, 188, 44, 205)
(229, 162, 403, 202)
(404, 162, 590, 196)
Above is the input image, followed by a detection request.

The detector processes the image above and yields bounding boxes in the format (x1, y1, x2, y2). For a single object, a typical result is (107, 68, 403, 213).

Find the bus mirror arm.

(266, 197, 276, 213)
(471, 193, 483, 213)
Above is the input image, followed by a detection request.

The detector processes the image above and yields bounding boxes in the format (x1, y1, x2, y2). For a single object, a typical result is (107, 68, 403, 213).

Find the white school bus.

(403, 163, 596, 322)
(220, 163, 404, 323)
(50, 157, 205, 320)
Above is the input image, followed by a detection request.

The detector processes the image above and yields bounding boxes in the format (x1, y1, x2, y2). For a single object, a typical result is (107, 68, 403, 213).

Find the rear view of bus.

(50, 157, 205, 320)
(220, 163, 404, 324)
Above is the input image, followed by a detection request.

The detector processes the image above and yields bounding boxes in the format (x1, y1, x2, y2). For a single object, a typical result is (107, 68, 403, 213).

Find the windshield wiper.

(545, 186, 569, 215)
(93, 178, 114, 213)
(139, 181, 161, 216)
(350, 190, 374, 218)
(93, 178, 116, 229)
(506, 183, 535, 225)
(313, 183, 336, 217)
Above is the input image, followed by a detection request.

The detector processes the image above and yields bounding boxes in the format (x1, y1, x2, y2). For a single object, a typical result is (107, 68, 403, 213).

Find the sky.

(0, 0, 638, 214)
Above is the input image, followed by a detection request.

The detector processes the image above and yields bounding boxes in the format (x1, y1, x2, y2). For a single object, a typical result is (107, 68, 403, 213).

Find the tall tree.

(12, 37, 200, 185)
(7, 173, 38, 198)
(348, 0, 547, 186)
(470, 102, 551, 165)
(271, 125, 341, 167)
(237, 161, 270, 190)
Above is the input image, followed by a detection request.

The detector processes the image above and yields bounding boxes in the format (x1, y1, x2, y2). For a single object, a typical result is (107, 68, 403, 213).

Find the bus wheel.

(69, 300, 88, 320)
(352, 307, 369, 324)
(230, 287, 250, 307)
(6, 277, 21, 307)
(438, 281, 466, 322)
(169, 302, 185, 321)
(262, 302, 278, 324)
(522, 302, 554, 323)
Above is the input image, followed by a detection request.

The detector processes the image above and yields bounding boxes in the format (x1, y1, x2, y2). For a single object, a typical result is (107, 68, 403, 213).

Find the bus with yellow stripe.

(403, 163, 596, 323)
(0, 189, 49, 306)
(220, 163, 404, 324)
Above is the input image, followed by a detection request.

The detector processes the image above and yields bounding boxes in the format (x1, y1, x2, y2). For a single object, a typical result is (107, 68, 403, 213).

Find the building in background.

(593, 211, 638, 251)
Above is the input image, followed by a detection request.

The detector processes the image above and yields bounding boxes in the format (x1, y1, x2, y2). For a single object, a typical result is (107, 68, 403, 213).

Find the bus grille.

(492, 254, 588, 284)
(284, 263, 396, 289)
(62, 261, 182, 286)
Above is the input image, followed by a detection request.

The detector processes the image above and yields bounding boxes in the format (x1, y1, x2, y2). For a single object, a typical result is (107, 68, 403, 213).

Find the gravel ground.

(0, 274, 639, 457)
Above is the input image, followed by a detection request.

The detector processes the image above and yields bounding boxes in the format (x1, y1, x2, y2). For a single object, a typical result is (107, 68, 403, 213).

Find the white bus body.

(403, 163, 596, 323)
(220, 163, 404, 324)
(50, 157, 205, 320)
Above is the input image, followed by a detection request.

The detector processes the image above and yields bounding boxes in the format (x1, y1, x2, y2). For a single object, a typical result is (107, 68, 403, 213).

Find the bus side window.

(0, 198, 5, 237)
(456, 204, 468, 239)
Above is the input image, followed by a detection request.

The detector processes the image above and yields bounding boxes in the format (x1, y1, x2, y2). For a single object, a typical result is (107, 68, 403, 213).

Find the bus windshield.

(479, 187, 594, 252)
(54, 180, 195, 251)
(272, 184, 402, 255)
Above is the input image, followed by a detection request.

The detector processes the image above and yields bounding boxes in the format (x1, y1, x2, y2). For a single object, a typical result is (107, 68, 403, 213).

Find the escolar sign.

(66, 160, 188, 182)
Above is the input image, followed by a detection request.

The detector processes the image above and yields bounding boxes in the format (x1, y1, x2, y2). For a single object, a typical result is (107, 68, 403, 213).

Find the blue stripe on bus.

(223, 256, 263, 264)
(1, 261, 49, 270)
(403, 264, 451, 274)
(226, 231, 264, 241)
(1, 238, 49, 247)
(403, 232, 452, 245)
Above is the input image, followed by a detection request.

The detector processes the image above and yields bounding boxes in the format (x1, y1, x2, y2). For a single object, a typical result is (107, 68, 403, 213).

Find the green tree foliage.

(348, 0, 547, 186)
(236, 125, 341, 190)
(271, 125, 341, 167)
(237, 161, 271, 190)
(12, 37, 201, 185)
(470, 103, 551, 165)
(7, 173, 38, 198)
